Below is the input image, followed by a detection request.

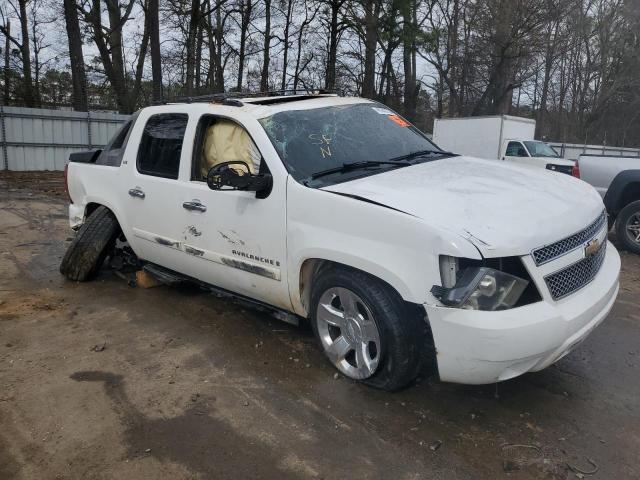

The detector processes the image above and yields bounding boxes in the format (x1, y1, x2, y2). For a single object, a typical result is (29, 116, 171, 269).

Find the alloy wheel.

(627, 212, 640, 245)
(316, 287, 381, 380)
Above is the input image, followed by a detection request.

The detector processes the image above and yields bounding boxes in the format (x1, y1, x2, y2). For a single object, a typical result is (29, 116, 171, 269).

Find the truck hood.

(322, 156, 604, 257)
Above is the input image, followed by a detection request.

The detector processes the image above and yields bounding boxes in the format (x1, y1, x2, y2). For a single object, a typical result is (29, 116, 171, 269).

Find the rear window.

(137, 114, 189, 179)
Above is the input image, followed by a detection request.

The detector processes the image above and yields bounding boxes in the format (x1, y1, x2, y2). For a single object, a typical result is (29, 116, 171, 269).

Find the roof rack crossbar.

(169, 88, 334, 105)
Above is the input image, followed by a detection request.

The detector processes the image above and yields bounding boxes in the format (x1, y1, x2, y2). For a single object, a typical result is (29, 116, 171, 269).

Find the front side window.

(137, 113, 188, 179)
(506, 141, 528, 157)
(524, 141, 559, 158)
(259, 103, 444, 186)
(192, 116, 261, 181)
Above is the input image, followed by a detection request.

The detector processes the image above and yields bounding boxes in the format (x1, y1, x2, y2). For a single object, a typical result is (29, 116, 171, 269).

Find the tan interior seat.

(200, 120, 261, 179)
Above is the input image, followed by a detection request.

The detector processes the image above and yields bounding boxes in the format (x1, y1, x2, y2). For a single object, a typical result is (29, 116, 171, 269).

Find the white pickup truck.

(61, 94, 620, 391)
(574, 154, 640, 254)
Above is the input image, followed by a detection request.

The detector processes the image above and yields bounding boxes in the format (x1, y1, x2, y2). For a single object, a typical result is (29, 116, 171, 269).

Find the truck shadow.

(69, 370, 302, 479)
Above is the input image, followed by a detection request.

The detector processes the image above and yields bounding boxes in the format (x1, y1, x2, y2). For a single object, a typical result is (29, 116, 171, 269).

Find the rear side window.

(95, 116, 135, 167)
(137, 114, 188, 179)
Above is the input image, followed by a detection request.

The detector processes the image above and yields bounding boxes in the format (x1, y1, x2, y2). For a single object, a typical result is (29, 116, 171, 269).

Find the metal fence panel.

(1, 106, 130, 171)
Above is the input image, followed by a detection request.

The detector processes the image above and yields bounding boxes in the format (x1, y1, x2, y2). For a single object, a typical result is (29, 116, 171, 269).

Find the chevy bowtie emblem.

(584, 238, 600, 258)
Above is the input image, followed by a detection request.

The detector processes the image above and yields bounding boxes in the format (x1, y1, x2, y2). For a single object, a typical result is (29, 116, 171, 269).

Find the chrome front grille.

(532, 211, 607, 266)
(544, 240, 607, 300)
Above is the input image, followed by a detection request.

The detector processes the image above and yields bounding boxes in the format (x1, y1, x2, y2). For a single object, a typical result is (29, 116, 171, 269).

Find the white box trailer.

(432, 115, 574, 173)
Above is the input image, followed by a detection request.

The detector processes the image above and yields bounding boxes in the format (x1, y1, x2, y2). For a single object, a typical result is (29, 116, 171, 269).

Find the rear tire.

(60, 206, 120, 281)
(310, 266, 428, 391)
(615, 200, 640, 255)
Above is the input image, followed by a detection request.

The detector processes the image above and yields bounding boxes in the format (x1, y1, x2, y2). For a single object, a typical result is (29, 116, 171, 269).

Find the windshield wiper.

(310, 160, 410, 180)
(389, 149, 456, 162)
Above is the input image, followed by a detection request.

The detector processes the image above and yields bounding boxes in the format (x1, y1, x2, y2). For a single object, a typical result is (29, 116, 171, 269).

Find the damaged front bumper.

(425, 242, 620, 385)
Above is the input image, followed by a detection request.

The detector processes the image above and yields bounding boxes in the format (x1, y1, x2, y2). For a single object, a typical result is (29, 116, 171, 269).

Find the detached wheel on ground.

(60, 206, 121, 281)
(615, 200, 640, 255)
(310, 266, 427, 391)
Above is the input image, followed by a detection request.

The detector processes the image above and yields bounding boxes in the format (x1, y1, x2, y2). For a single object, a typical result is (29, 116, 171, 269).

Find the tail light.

(571, 160, 580, 179)
(64, 163, 73, 203)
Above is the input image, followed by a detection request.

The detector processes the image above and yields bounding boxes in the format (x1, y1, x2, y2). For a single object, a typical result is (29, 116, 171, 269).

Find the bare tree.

(80, 0, 149, 112)
(0, 0, 35, 106)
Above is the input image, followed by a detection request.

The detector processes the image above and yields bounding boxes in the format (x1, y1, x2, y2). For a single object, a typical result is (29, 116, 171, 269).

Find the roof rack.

(168, 88, 336, 107)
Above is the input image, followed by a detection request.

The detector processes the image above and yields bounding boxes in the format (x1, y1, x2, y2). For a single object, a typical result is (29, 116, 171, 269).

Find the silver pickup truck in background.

(574, 154, 640, 254)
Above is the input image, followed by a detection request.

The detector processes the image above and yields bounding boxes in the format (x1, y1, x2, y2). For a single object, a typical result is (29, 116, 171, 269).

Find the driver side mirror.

(207, 161, 273, 196)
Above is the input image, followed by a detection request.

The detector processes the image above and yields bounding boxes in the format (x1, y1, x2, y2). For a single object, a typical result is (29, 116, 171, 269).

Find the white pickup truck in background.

(433, 115, 576, 174)
(60, 94, 620, 391)
(574, 154, 640, 254)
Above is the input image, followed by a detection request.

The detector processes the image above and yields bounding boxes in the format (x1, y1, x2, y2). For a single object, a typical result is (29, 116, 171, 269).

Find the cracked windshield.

(259, 103, 442, 185)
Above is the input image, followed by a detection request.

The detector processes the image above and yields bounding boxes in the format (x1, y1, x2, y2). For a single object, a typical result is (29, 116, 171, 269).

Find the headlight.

(431, 267, 529, 311)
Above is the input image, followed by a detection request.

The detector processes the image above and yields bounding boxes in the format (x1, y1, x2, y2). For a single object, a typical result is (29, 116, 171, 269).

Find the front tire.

(310, 266, 427, 391)
(615, 200, 640, 254)
(60, 206, 121, 281)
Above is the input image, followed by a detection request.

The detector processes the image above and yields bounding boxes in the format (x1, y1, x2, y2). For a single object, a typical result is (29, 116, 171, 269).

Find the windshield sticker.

(372, 107, 393, 115)
(308, 133, 332, 158)
(388, 115, 410, 127)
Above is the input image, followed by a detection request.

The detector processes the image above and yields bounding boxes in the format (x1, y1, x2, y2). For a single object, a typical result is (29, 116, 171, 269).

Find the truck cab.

(501, 139, 575, 174)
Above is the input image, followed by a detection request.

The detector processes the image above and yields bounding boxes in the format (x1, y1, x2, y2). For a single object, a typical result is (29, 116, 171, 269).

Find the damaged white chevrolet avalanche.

(61, 94, 620, 391)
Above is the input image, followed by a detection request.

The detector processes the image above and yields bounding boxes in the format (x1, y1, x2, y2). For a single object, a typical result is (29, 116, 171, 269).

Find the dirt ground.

(1, 171, 639, 480)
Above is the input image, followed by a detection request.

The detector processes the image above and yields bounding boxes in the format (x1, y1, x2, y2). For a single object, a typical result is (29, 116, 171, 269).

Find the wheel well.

(299, 258, 326, 315)
(618, 182, 640, 211)
(84, 203, 125, 239)
(85, 202, 102, 219)
(298, 258, 411, 316)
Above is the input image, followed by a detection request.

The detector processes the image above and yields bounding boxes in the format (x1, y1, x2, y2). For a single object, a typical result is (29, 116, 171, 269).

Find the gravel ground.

(1, 171, 639, 480)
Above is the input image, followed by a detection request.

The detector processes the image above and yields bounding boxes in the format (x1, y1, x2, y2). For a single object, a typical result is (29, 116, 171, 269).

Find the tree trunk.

(64, 0, 88, 111)
(148, 0, 163, 103)
(260, 0, 271, 91)
(3, 20, 10, 105)
(214, 0, 224, 91)
(280, 0, 293, 90)
(18, 0, 34, 107)
(361, 0, 378, 99)
(105, 0, 130, 111)
(447, 0, 460, 115)
(131, 2, 150, 110)
(185, 0, 200, 95)
(237, 0, 252, 90)
(293, 18, 304, 92)
(205, 0, 216, 89)
(325, 0, 340, 91)
(402, 0, 418, 119)
(536, 27, 556, 138)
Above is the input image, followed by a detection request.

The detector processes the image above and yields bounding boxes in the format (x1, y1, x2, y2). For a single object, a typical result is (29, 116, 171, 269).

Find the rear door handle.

(128, 188, 145, 198)
(183, 200, 207, 212)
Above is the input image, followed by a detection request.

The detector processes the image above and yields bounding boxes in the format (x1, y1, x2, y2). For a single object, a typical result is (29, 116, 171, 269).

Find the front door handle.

(183, 200, 207, 212)
(128, 188, 145, 198)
